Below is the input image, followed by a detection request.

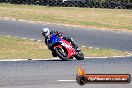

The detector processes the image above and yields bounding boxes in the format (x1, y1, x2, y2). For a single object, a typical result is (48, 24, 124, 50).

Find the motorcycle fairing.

(48, 34, 76, 58)
(59, 39, 76, 58)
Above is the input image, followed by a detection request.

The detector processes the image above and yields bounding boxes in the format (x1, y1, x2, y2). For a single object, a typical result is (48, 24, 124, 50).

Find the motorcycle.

(47, 34, 84, 61)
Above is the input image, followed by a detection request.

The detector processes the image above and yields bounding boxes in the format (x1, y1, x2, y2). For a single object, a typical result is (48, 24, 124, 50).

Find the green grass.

(81, 47, 129, 57)
(0, 36, 130, 59)
(0, 36, 52, 59)
(0, 3, 132, 31)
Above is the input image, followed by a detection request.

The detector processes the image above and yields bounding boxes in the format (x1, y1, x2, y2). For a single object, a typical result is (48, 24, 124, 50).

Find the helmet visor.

(42, 32, 47, 36)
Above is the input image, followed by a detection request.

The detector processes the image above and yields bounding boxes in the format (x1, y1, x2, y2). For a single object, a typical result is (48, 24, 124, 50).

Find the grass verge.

(0, 3, 132, 31)
(0, 35, 130, 60)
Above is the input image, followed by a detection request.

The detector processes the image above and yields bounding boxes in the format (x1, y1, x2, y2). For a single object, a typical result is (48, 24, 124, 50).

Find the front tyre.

(52, 51, 57, 57)
(75, 51, 84, 60)
(54, 47, 68, 61)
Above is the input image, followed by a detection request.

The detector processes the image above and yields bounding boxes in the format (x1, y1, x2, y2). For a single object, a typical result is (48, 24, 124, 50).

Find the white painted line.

(37, 40, 42, 42)
(14, 37, 18, 38)
(89, 47, 93, 49)
(113, 56, 125, 58)
(22, 38, 27, 39)
(81, 46, 85, 48)
(0, 59, 28, 61)
(0, 58, 59, 61)
(57, 80, 76, 82)
(125, 52, 130, 55)
(85, 57, 108, 59)
(52, 57, 59, 59)
(7, 36, 10, 37)
(127, 54, 132, 57)
(30, 39, 34, 41)
(86, 28, 92, 30)
(96, 48, 100, 49)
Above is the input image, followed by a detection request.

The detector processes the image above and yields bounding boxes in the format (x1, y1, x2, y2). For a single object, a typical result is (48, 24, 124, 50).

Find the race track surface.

(0, 20, 132, 51)
(0, 57, 132, 88)
(0, 19, 132, 88)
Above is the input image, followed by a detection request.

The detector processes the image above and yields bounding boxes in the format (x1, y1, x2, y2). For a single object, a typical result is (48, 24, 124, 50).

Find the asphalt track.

(0, 57, 132, 88)
(0, 19, 132, 88)
(0, 19, 132, 51)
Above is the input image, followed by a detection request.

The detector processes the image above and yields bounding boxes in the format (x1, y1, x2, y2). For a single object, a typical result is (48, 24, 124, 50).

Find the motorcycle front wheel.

(54, 47, 68, 61)
(74, 51, 84, 60)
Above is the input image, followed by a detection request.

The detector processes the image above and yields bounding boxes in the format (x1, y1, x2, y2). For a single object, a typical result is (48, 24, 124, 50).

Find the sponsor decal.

(60, 41, 72, 49)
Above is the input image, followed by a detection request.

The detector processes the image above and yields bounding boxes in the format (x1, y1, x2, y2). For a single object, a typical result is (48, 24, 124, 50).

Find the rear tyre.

(54, 47, 68, 61)
(75, 51, 84, 60)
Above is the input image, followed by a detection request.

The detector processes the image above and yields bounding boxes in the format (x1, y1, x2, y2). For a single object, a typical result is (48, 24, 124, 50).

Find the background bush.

(0, 0, 132, 9)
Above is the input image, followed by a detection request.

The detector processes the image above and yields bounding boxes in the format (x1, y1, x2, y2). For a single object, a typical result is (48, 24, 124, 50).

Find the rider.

(41, 28, 79, 51)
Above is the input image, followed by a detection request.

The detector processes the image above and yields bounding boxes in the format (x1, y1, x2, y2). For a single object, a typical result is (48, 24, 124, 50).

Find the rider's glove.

(57, 32, 63, 37)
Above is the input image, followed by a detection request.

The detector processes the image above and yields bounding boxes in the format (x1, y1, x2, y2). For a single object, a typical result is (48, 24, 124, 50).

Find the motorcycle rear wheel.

(54, 47, 68, 61)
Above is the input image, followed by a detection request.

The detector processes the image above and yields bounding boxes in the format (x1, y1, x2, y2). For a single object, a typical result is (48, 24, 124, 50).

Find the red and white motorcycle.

(47, 33, 84, 61)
